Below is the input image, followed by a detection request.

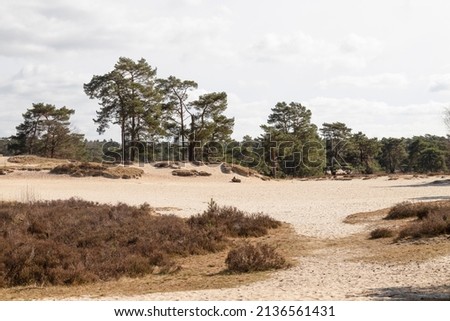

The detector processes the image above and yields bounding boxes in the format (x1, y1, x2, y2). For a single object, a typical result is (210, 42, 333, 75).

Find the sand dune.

(1, 157, 449, 300)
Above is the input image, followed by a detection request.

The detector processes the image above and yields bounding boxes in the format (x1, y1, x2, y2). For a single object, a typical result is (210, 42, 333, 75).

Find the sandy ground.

(1, 157, 449, 300)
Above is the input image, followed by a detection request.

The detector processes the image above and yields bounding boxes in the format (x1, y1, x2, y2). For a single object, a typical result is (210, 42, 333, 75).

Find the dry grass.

(172, 169, 212, 177)
(342, 202, 450, 264)
(4, 155, 69, 171)
(7, 156, 68, 165)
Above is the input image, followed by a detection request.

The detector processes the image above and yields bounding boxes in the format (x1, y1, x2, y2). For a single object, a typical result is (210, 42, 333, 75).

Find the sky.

(1, 0, 450, 141)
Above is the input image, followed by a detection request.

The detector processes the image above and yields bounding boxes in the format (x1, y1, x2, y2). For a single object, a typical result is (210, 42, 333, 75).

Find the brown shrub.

(105, 166, 144, 179)
(385, 201, 439, 220)
(3, 240, 90, 286)
(370, 228, 394, 239)
(397, 210, 450, 240)
(188, 200, 281, 238)
(225, 242, 288, 273)
(0, 199, 280, 287)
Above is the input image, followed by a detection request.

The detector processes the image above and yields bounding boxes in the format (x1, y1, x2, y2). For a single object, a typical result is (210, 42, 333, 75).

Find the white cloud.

(339, 33, 382, 55)
(320, 73, 409, 89)
(0, 0, 234, 61)
(306, 97, 448, 138)
(429, 74, 450, 92)
(226, 93, 269, 140)
(182, 0, 203, 5)
(247, 32, 383, 70)
(1, 1, 449, 142)
(0, 64, 85, 100)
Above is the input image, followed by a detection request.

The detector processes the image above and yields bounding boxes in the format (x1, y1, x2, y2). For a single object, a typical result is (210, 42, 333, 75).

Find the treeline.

(1, 57, 449, 177)
(229, 105, 449, 177)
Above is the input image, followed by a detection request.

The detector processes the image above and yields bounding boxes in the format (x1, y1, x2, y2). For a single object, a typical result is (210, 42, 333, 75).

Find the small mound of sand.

(0, 169, 13, 175)
(226, 163, 270, 181)
(172, 169, 212, 177)
(7, 155, 68, 165)
(153, 161, 181, 169)
(105, 166, 144, 179)
(50, 163, 144, 179)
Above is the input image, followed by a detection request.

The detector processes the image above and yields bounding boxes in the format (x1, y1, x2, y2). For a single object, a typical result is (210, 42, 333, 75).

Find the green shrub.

(225, 242, 288, 273)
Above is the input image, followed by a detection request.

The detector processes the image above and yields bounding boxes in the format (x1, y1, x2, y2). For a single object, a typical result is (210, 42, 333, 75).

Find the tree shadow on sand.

(391, 179, 450, 188)
(411, 196, 450, 201)
(367, 284, 450, 301)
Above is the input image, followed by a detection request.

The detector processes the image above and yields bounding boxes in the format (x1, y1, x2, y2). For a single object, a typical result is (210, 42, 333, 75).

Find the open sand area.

(1, 156, 449, 300)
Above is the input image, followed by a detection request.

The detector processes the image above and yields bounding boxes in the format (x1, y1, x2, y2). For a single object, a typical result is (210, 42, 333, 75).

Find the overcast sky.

(1, 0, 450, 141)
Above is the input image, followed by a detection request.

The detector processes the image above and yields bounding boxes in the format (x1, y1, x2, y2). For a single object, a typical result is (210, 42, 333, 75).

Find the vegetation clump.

(370, 228, 394, 239)
(385, 201, 440, 220)
(397, 210, 450, 240)
(188, 200, 281, 238)
(50, 163, 144, 179)
(0, 199, 283, 287)
(171, 169, 211, 177)
(225, 242, 289, 273)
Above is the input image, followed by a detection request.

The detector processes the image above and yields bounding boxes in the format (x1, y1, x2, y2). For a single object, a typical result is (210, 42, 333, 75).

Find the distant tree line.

(2, 57, 449, 177)
(228, 104, 449, 177)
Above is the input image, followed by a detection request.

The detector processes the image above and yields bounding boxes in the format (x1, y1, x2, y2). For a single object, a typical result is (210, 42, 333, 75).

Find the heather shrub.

(225, 242, 288, 273)
(385, 201, 439, 220)
(369, 228, 394, 239)
(188, 200, 281, 238)
(397, 210, 450, 240)
(3, 240, 89, 286)
(0, 198, 282, 287)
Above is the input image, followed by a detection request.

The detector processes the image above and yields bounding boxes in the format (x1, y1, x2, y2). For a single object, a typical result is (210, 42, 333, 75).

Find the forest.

(1, 57, 449, 178)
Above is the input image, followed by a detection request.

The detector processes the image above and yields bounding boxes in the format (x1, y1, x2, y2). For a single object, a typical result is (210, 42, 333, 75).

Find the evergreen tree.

(349, 132, 381, 174)
(320, 122, 352, 171)
(84, 57, 162, 163)
(10, 103, 85, 159)
(157, 76, 198, 160)
(187, 92, 234, 162)
(260, 102, 323, 177)
(379, 137, 408, 173)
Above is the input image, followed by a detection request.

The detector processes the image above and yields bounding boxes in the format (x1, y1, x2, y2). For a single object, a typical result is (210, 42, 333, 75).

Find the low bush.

(385, 201, 439, 220)
(188, 200, 281, 238)
(370, 228, 394, 239)
(397, 210, 450, 240)
(225, 242, 288, 273)
(0, 199, 281, 287)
